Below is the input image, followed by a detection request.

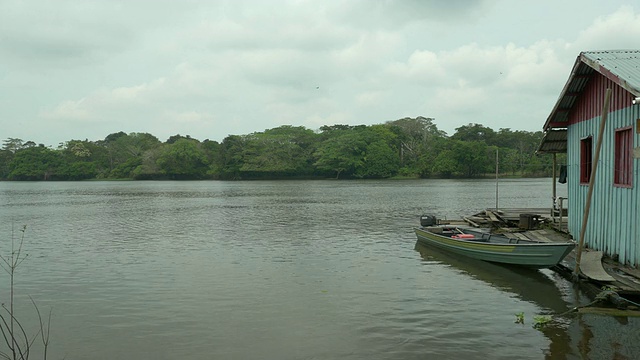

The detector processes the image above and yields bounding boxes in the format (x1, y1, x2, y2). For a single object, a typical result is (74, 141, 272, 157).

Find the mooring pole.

(574, 88, 611, 277)
(552, 153, 557, 209)
(495, 148, 499, 210)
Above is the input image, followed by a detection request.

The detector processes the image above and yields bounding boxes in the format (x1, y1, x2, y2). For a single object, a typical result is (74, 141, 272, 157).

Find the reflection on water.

(414, 242, 571, 314)
(414, 240, 640, 360)
(0, 179, 638, 359)
(415, 242, 578, 359)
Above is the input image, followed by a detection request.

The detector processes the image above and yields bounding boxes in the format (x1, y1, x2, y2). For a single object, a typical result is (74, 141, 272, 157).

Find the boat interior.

(423, 226, 540, 245)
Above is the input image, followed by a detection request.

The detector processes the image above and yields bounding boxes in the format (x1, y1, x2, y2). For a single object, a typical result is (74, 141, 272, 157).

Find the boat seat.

(424, 226, 444, 234)
(504, 232, 520, 244)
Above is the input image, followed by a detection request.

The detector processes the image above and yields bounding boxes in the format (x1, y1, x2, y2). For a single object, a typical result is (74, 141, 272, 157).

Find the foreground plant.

(0, 225, 51, 360)
(514, 312, 524, 324)
(532, 315, 553, 329)
(514, 311, 553, 330)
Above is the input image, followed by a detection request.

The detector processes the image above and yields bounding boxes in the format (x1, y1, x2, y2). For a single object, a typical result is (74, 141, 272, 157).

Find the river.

(0, 179, 638, 359)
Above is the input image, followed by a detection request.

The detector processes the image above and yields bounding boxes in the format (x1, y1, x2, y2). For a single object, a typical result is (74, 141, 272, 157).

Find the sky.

(2, 0, 640, 147)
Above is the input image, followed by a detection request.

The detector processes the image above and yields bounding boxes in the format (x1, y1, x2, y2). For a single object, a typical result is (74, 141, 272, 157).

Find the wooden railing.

(552, 197, 568, 230)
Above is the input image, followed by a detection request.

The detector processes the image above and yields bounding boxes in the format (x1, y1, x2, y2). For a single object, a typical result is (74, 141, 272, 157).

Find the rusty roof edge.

(542, 54, 583, 131)
(536, 129, 567, 155)
(581, 52, 640, 97)
(543, 50, 640, 132)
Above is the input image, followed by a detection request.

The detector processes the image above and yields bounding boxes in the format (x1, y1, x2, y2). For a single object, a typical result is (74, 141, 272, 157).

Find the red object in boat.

(452, 234, 475, 239)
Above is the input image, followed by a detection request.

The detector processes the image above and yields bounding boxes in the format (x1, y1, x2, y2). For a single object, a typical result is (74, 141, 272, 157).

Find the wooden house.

(538, 50, 640, 267)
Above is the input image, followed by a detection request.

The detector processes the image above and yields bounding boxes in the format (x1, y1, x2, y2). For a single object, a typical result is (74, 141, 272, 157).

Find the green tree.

(1, 120, 557, 181)
(452, 123, 497, 145)
(58, 161, 98, 180)
(356, 125, 400, 178)
(356, 140, 399, 178)
(452, 140, 492, 178)
(156, 139, 209, 179)
(218, 135, 247, 179)
(99, 132, 127, 173)
(57, 140, 109, 179)
(105, 133, 161, 178)
(109, 157, 143, 179)
(314, 125, 403, 179)
(104, 131, 127, 143)
(386, 117, 445, 164)
(0, 149, 12, 179)
(8, 146, 63, 180)
(318, 124, 358, 134)
(1, 139, 25, 179)
(314, 131, 367, 179)
(239, 126, 318, 178)
(165, 134, 196, 144)
(383, 117, 448, 177)
(494, 128, 546, 174)
(201, 139, 221, 177)
(430, 149, 458, 178)
(133, 147, 163, 179)
(119, 133, 161, 157)
(2, 138, 24, 154)
(498, 148, 520, 176)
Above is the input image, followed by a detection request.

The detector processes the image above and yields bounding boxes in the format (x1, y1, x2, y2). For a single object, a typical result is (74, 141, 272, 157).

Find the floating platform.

(447, 208, 640, 302)
(579, 251, 615, 282)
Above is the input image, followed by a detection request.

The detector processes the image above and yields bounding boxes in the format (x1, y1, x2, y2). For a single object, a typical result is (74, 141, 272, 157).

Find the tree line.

(0, 117, 557, 181)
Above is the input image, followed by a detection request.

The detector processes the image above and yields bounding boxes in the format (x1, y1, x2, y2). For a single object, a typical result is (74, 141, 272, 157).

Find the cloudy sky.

(2, 0, 639, 146)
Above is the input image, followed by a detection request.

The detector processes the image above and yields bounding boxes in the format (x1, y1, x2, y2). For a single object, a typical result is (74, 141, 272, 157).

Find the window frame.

(580, 136, 593, 184)
(613, 126, 633, 188)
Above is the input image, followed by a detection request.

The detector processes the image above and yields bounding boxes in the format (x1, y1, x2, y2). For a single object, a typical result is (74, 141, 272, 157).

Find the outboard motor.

(420, 214, 437, 227)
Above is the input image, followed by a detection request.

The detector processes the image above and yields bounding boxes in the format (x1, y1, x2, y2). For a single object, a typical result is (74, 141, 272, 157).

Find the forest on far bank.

(0, 117, 560, 181)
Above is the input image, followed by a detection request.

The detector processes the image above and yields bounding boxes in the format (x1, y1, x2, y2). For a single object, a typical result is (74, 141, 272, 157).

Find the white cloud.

(388, 50, 446, 84)
(168, 111, 213, 124)
(335, 0, 492, 28)
(377, 40, 578, 133)
(109, 79, 167, 103)
(0, 1, 135, 66)
(42, 98, 90, 121)
(572, 6, 640, 51)
(2, 0, 639, 146)
(430, 82, 489, 119)
(356, 91, 386, 107)
(42, 79, 168, 122)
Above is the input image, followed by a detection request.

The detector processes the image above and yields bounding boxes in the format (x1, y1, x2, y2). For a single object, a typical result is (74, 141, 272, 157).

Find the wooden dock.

(450, 208, 640, 302)
(558, 249, 640, 299)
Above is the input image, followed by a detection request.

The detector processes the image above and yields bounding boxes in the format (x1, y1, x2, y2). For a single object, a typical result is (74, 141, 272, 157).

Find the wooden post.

(574, 88, 612, 277)
(559, 197, 564, 229)
(495, 148, 499, 210)
(552, 153, 557, 214)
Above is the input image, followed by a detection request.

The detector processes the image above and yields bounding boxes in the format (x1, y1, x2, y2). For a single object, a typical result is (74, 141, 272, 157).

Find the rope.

(555, 288, 640, 318)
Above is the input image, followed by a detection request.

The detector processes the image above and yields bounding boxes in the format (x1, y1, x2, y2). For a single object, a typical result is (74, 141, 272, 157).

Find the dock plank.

(513, 233, 529, 241)
(580, 251, 616, 282)
(502, 232, 519, 243)
(527, 230, 553, 243)
(462, 216, 480, 227)
(485, 210, 500, 223)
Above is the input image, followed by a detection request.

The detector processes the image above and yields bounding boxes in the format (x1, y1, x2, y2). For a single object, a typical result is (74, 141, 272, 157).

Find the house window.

(580, 136, 592, 184)
(614, 127, 633, 187)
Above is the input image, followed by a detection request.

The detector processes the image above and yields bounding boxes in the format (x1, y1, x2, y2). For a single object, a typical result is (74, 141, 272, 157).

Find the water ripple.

(3, 180, 635, 360)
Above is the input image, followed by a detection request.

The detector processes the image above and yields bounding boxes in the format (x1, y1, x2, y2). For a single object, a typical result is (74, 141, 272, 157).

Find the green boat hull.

(414, 227, 576, 268)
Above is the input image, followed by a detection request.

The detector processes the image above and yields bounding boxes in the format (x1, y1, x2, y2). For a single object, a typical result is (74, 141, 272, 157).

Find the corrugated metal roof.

(582, 50, 640, 95)
(543, 50, 640, 130)
(536, 129, 567, 154)
(538, 50, 640, 153)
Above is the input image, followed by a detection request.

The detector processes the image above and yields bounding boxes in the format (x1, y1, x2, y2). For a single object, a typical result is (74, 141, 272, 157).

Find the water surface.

(0, 179, 637, 359)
